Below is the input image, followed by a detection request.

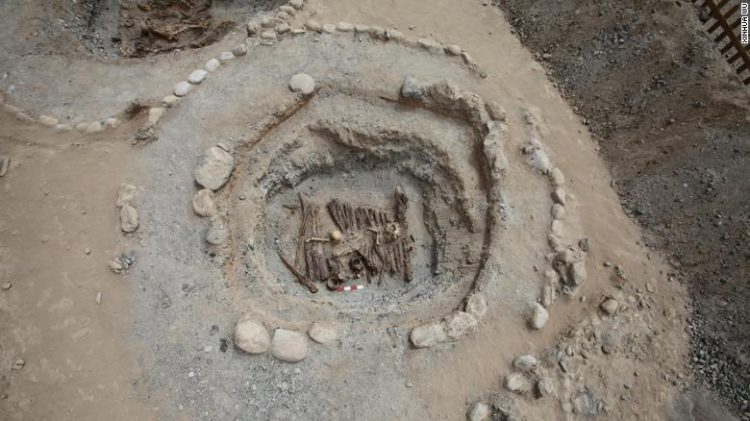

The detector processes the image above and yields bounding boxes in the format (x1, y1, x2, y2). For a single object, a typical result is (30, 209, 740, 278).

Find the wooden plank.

(703, 0, 750, 85)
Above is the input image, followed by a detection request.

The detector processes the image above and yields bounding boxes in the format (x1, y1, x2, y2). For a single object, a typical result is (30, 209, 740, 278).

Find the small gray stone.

(308, 322, 337, 344)
(192, 189, 217, 217)
(289, 73, 315, 95)
(528, 303, 549, 330)
(570, 260, 586, 286)
(188, 69, 208, 84)
(417, 37, 444, 54)
(446, 311, 478, 339)
(600, 298, 618, 315)
(276, 23, 291, 33)
(1, 281, 12, 290)
(504, 372, 531, 393)
(39, 115, 58, 127)
(410, 323, 446, 348)
(234, 319, 270, 354)
(354, 24, 370, 33)
(246, 21, 259, 35)
(550, 219, 563, 236)
(194, 146, 234, 191)
(322, 23, 336, 33)
(289, 0, 303, 9)
(205, 216, 230, 245)
(147, 107, 165, 126)
(232, 44, 247, 57)
(271, 329, 308, 363)
(119, 204, 139, 233)
(401, 75, 425, 99)
(467, 401, 491, 421)
(513, 355, 538, 371)
(173, 81, 191, 97)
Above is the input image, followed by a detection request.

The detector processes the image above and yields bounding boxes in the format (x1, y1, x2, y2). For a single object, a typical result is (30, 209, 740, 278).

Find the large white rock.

(192, 189, 217, 217)
(289, 73, 315, 95)
(528, 303, 549, 330)
(188, 69, 208, 84)
(194, 146, 234, 191)
(205, 58, 220, 72)
(234, 319, 270, 354)
(308, 323, 337, 344)
(513, 355, 538, 371)
(173, 81, 191, 97)
(446, 311, 478, 339)
(410, 323, 446, 348)
(467, 401, 491, 421)
(271, 329, 308, 362)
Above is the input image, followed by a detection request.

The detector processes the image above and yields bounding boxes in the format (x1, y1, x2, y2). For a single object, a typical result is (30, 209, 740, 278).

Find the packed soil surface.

(0, 0, 745, 420)
(492, 0, 750, 418)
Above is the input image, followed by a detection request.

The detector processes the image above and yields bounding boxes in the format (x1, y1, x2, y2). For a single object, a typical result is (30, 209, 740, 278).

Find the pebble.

(288, 73, 316, 95)
(354, 24, 370, 33)
(279, 5, 295, 15)
(550, 219, 563, 236)
(95, 291, 102, 304)
(600, 298, 619, 315)
(119, 204, 139, 233)
(529, 302, 549, 330)
(446, 44, 462, 56)
(322, 23, 336, 33)
(504, 372, 531, 393)
(116, 183, 137, 208)
(401, 75, 425, 99)
(385, 29, 403, 40)
(219, 51, 235, 63)
(84, 121, 103, 134)
(446, 311, 478, 339)
(192, 189, 217, 217)
(550, 168, 565, 186)
(551, 203, 565, 220)
(234, 319, 270, 354)
(271, 329, 308, 363)
(260, 16, 274, 27)
(552, 187, 567, 205)
(173, 81, 191, 97)
(536, 377, 555, 397)
(308, 322, 337, 344)
(188, 69, 208, 84)
(369, 26, 385, 38)
(1, 281, 12, 290)
(289, 0, 303, 9)
(467, 401, 491, 421)
(205, 216, 230, 246)
(194, 146, 234, 191)
(232, 44, 247, 57)
(465, 293, 488, 318)
(205, 58, 220, 72)
(529, 148, 551, 172)
(103, 118, 120, 128)
(336, 22, 354, 32)
(305, 20, 322, 32)
(276, 23, 291, 34)
(84, 247, 91, 255)
(410, 323, 446, 348)
(570, 260, 586, 286)
(513, 355, 538, 371)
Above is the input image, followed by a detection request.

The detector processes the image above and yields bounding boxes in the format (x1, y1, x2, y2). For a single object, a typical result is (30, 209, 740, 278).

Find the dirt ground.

(0, 0, 746, 420)
(493, 0, 750, 417)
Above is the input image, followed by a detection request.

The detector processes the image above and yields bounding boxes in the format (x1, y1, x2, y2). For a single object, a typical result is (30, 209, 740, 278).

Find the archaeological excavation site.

(0, 0, 748, 420)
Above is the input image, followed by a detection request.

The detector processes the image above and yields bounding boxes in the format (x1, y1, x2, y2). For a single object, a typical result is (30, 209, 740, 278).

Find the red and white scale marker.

(336, 284, 366, 292)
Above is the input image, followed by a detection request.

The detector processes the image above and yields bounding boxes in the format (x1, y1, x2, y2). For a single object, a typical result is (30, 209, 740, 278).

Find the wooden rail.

(694, 0, 750, 84)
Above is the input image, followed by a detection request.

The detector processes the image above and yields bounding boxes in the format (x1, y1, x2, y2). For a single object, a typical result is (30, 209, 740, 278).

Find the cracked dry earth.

(0, 0, 712, 420)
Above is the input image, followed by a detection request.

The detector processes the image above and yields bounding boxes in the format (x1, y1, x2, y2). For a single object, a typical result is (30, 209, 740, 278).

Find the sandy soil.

(0, 0, 734, 420)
